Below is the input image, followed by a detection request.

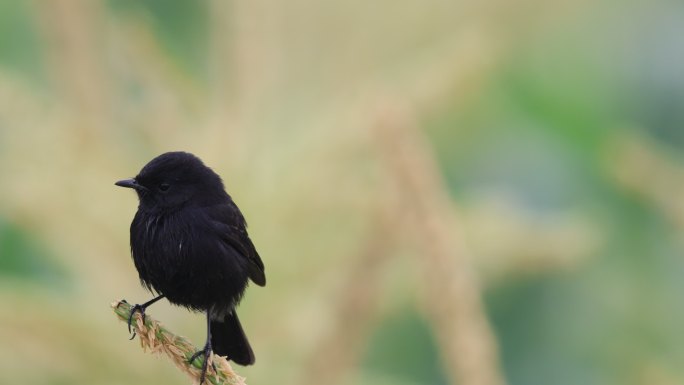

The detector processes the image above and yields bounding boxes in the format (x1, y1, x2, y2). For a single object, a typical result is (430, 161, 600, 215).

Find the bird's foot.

(127, 303, 148, 340)
(189, 341, 216, 385)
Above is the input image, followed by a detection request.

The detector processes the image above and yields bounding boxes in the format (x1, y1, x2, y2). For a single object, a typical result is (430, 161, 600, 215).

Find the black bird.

(116, 151, 265, 383)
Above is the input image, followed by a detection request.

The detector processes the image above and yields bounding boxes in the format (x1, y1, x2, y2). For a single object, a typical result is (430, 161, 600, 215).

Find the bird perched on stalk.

(115, 151, 265, 384)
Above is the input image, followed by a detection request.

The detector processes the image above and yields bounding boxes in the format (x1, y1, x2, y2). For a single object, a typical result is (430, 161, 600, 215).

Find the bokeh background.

(1, 0, 684, 384)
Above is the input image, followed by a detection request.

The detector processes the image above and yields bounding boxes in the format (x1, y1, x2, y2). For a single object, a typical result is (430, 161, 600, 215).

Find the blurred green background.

(1, 0, 684, 384)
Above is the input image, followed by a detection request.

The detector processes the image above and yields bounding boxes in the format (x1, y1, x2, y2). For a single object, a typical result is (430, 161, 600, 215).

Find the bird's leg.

(127, 294, 165, 339)
(188, 313, 216, 385)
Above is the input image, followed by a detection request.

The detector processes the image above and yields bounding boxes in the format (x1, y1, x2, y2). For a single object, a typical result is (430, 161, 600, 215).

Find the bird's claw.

(127, 303, 147, 340)
(189, 342, 214, 385)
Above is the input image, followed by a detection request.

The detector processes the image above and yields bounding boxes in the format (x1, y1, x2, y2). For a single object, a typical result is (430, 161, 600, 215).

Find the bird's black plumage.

(116, 152, 265, 379)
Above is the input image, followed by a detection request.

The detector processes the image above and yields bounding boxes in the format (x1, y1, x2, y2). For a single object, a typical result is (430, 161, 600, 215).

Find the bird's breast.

(130, 209, 249, 311)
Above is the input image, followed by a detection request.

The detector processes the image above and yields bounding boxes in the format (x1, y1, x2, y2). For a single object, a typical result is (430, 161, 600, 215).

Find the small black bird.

(116, 152, 265, 383)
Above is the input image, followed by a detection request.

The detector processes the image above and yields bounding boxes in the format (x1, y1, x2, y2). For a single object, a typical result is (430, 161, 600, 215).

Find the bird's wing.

(209, 204, 266, 287)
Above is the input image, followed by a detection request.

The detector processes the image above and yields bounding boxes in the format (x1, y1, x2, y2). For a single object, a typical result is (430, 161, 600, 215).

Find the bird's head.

(116, 151, 226, 211)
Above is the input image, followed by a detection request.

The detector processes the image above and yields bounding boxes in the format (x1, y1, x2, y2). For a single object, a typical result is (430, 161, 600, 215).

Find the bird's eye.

(159, 183, 170, 192)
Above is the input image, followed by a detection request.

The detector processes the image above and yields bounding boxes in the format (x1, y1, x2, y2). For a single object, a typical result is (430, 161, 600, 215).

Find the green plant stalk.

(112, 300, 247, 385)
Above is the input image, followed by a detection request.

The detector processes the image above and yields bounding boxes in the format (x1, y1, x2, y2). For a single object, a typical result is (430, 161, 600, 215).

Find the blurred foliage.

(107, 0, 210, 79)
(0, 217, 68, 285)
(1, 0, 684, 385)
(363, 308, 449, 385)
(0, 0, 44, 82)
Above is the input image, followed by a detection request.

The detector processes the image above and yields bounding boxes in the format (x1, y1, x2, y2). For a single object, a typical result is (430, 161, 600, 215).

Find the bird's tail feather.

(210, 312, 255, 366)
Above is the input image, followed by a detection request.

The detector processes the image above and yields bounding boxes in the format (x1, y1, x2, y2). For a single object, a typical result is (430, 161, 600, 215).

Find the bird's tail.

(210, 311, 255, 366)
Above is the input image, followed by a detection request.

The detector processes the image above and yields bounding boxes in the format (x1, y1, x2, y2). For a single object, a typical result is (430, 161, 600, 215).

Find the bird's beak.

(115, 178, 148, 191)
